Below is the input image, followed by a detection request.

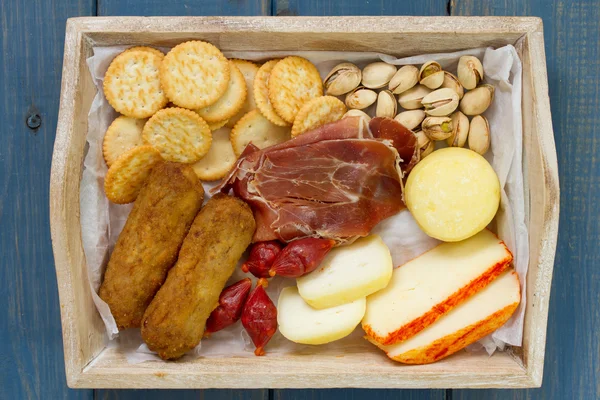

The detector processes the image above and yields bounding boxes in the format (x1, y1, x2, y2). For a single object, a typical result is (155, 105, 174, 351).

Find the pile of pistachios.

(323, 56, 493, 158)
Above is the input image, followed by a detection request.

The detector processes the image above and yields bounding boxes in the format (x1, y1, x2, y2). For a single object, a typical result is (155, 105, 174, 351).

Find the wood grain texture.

(274, 0, 449, 16)
(451, 0, 600, 399)
(97, 389, 267, 400)
(1, 0, 571, 398)
(274, 389, 446, 400)
(79, 346, 527, 388)
(0, 0, 95, 399)
(51, 16, 555, 392)
(93, 4, 270, 400)
(98, 0, 270, 17)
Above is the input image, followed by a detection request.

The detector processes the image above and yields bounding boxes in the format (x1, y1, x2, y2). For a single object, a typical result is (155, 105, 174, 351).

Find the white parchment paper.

(81, 45, 528, 363)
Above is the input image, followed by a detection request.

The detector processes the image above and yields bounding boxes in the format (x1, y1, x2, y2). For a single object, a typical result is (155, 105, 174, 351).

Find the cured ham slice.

(370, 117, 419, 172)
(216, 117, 417, 244)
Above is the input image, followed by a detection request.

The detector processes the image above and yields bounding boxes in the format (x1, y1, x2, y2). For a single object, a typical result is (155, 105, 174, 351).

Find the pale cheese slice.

(370, 269, 520, 364)
(362, 229, 512, 345)
(297, 235, 393, 309)
(278, 286, 366, 345)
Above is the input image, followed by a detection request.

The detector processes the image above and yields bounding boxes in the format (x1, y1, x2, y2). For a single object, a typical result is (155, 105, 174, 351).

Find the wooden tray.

(49, 16, 559, 389)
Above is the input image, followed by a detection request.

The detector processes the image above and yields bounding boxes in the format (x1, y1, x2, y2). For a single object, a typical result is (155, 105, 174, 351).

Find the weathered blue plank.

(275, 0, 449, 16)
(98, 0, 271, 16)
(450, 0, 600, 399)
(98, 389, 267, 400)
(275, 389, 446, 400)
(94, 2, 270, 398)
(274, 1, 448, 399)
(0, 0, 96, 399)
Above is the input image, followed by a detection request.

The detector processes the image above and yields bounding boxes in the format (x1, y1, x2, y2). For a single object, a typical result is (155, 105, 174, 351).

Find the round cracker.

(123, 46, 165, 58)
(230, 110, 291, 156)
(268, 56, 323, 124)
(142, 108, 212, 163)
(192, 127, 237, 181)
(160, 41, 230, 109)
(226, 59, 259, 128)
(103, 49, 168, 118)
(291, 96, 347, 138)
(253, 60, 289, 127)
(208, 119, 229, 131)
(104, 145, 162, 204)
(103, 116, 147, 167)
(195, 60, 247, 122)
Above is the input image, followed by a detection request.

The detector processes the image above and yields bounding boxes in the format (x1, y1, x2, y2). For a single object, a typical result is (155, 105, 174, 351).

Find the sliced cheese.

(278, 286, 366, 345)
(371, 269, 520, 364)
(405, 147, 501, 242)
(362, 229, 512, 345)
(297, 235, 393, 309)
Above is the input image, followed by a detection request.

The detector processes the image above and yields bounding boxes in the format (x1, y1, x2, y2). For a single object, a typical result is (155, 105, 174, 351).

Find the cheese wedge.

(362, 229, 512, 345)
(278, 286, 366, 345)
(369, 269, 520, 364)
(297, 235, 393, 309)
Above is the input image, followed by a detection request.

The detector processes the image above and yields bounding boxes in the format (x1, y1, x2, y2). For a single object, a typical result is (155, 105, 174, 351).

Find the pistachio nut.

(459, 84, 494, 115)
(361, 62, 397, 89)
(375, 90, 397, 118)
(422, 116, 453, 141)
(345, 86, 378, 109)
(397, 84, 432, 110)
(441, 71, 464, 99)
(457, 56, 484, 90)
(414, 129, 430, 149)
(419, 61, 444, 89)
(342, 109, 372, 122)
(323, 62, 362, 96)
(422, 88, 460, 117)
(389, 65, 419, 94)
(468, 115, 490, 155)
(421, 140, 435, 158)
(446, 111, 470, 147)
(414, 130, 434, 160)
(394, 110, 426, 131)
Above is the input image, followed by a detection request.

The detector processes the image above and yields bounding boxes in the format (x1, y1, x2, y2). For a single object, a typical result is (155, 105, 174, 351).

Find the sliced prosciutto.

(215, 116, 417, 244)
(370, 117, 419, 172)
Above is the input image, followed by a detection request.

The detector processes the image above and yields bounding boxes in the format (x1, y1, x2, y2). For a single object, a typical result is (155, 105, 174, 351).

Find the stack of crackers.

(101, 41, 347, 204)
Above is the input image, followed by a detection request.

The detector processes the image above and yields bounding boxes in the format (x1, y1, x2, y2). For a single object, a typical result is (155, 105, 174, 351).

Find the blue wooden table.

(1, 0, 598, 399)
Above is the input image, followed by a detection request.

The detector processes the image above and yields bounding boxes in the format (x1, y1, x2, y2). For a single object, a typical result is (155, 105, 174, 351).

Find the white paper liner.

(81, 45, 527, 363)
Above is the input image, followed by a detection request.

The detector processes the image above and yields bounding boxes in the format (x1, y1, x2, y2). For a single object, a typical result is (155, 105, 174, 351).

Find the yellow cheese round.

(405, 147, 500, 242)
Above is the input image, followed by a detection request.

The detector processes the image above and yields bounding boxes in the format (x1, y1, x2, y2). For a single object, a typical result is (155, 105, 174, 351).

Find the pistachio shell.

(345, 86, 377, 109)
(361, 62, 397, 89)
(441, 71, 464, 99)
(468, 115, 490, 155)
(446, 111, 470, 147)
(342, 109, 372, 122)
(323, 62, 362, 96)
(397, 84, 432, 110)
(415, 129, 430, 149)
(457, 56, 484, 90)
(394, 110, 426, 131)
(422, 141, 435, 158)
(459, 84, 494, 115)
(389, 65, 419, 94)
(376, 90, 397, 118)
(422, 116, 453, 141)
(422, 88, 460, 117)
(419, 61, 444, 89)
(414, 130, 434, 160)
